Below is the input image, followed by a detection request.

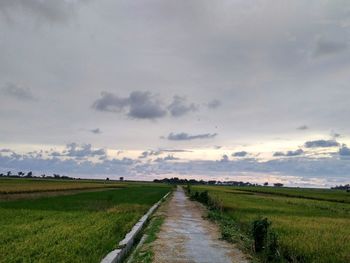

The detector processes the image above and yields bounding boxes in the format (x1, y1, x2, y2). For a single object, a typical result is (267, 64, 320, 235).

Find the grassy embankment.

(0, 178, 171, 263)
(188, 185, 350, 263)
(128, 192, 172, 263)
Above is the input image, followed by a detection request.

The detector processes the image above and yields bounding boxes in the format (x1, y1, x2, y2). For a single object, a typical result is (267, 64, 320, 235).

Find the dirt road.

(152, 187, 249, 263)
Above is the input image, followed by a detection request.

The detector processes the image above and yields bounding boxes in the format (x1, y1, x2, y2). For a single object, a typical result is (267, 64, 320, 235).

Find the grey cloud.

(168, 96, 197, 117)
(1, 83, 35, 101)
(0, 149, 134, 176)
(161, 149, 193, 153)
(232, 151, 248, 157)
(273, 149, 304, 157)
(65, 143, 106, 157)
(49, 143, 106, 158)
(331, 132, 341, 139)
(138, 150, 162, 159)
(207, 99, 221, 109)
(154, 154, 179, 162)
(314, 39, 348, 57)
(92, 91, 166, 119)
(339, 144, 350, 156)
(0, 0, 87, 23)
(220, 154, 229, 162)
(128, 91, 167, 119)
(304, 140, 340, 148)
(50, 151, 62, 157)
(90, 128, 102, 134)
(297, 125, 308, 130)
(92, 92, 130, 113)
(93, 92, 201, 119)
(166, 132, 217, 141)
(0, 149, 12, 153)
(139, 149, 191, 158)
(139, 151, 149, 159)
(26, 151, 43, 159)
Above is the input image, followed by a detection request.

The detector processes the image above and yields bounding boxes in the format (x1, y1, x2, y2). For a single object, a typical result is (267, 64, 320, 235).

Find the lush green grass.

(231, 186, 350, 203)
(0, 182, 170, 263)
(0, 178, 123, 195)
(190, 185, 350, 263)
(130, 217, 165, 263)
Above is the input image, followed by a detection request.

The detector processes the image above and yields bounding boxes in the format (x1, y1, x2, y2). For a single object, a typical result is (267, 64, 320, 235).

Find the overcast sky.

(1, 0, 350, 187)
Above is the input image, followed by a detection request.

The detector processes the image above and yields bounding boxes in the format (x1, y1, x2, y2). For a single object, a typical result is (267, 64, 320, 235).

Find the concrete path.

(153, 187, 249, 263)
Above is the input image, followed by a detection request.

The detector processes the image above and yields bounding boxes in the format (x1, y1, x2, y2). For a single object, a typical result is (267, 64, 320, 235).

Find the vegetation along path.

(152, 187, 248, 263)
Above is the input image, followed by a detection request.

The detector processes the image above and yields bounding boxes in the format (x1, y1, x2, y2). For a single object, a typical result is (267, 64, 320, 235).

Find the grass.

(0, 179, 171, 263)
(130, 217, 165, 263)
(231, 186, 350, 203)
(0, 178, 123, 195)
(129, 193, 170, 263)
(189, 185, 350, 263)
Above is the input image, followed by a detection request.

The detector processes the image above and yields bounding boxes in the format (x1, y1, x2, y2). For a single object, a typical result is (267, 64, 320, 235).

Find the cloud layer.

(1, 1, 350, 186)
(1, 141, 349, 187)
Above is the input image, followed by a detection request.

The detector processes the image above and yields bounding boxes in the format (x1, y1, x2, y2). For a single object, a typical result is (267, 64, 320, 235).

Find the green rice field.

(0, 178, 170, 263)
(0, 178, 123, 194)
(189, 185, 350, 263)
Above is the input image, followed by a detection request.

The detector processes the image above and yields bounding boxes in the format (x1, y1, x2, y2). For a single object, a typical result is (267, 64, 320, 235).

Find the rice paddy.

(0, 178, 170, 263)
(189, 185, 350, 263)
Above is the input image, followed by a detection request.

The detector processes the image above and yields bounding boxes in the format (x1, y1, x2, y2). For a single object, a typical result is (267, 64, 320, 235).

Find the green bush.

(252, 218, 280, 262)
(252, 218, 270, 252)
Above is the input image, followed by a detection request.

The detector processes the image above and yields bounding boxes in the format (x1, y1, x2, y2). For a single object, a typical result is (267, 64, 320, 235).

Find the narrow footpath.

(152, 187, 249, 263)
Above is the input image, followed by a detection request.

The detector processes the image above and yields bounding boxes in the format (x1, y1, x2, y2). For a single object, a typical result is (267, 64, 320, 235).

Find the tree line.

(153, 177, 284, 187)
(0, 171, 74, 180)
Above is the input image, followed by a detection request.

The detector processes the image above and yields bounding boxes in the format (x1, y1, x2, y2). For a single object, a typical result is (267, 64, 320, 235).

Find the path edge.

(100, 191, 171, 263)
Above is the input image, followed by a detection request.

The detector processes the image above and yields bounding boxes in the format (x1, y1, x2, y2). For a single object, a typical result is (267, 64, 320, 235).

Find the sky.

(1, 0, 350, 187)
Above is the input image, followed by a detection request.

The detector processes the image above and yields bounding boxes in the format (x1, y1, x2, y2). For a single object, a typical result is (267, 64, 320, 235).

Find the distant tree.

(26, 171, 33, 178)
(332, 184, 350, 191)
(119, 177, 124, 181)
(7, 171, 11, 176)
(0, 173, 3, 177)
(41, 174, 46, 178)
(264, 182, 269, 186)
(273, 183, 283, 187)
(106, 177, 110, 181)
